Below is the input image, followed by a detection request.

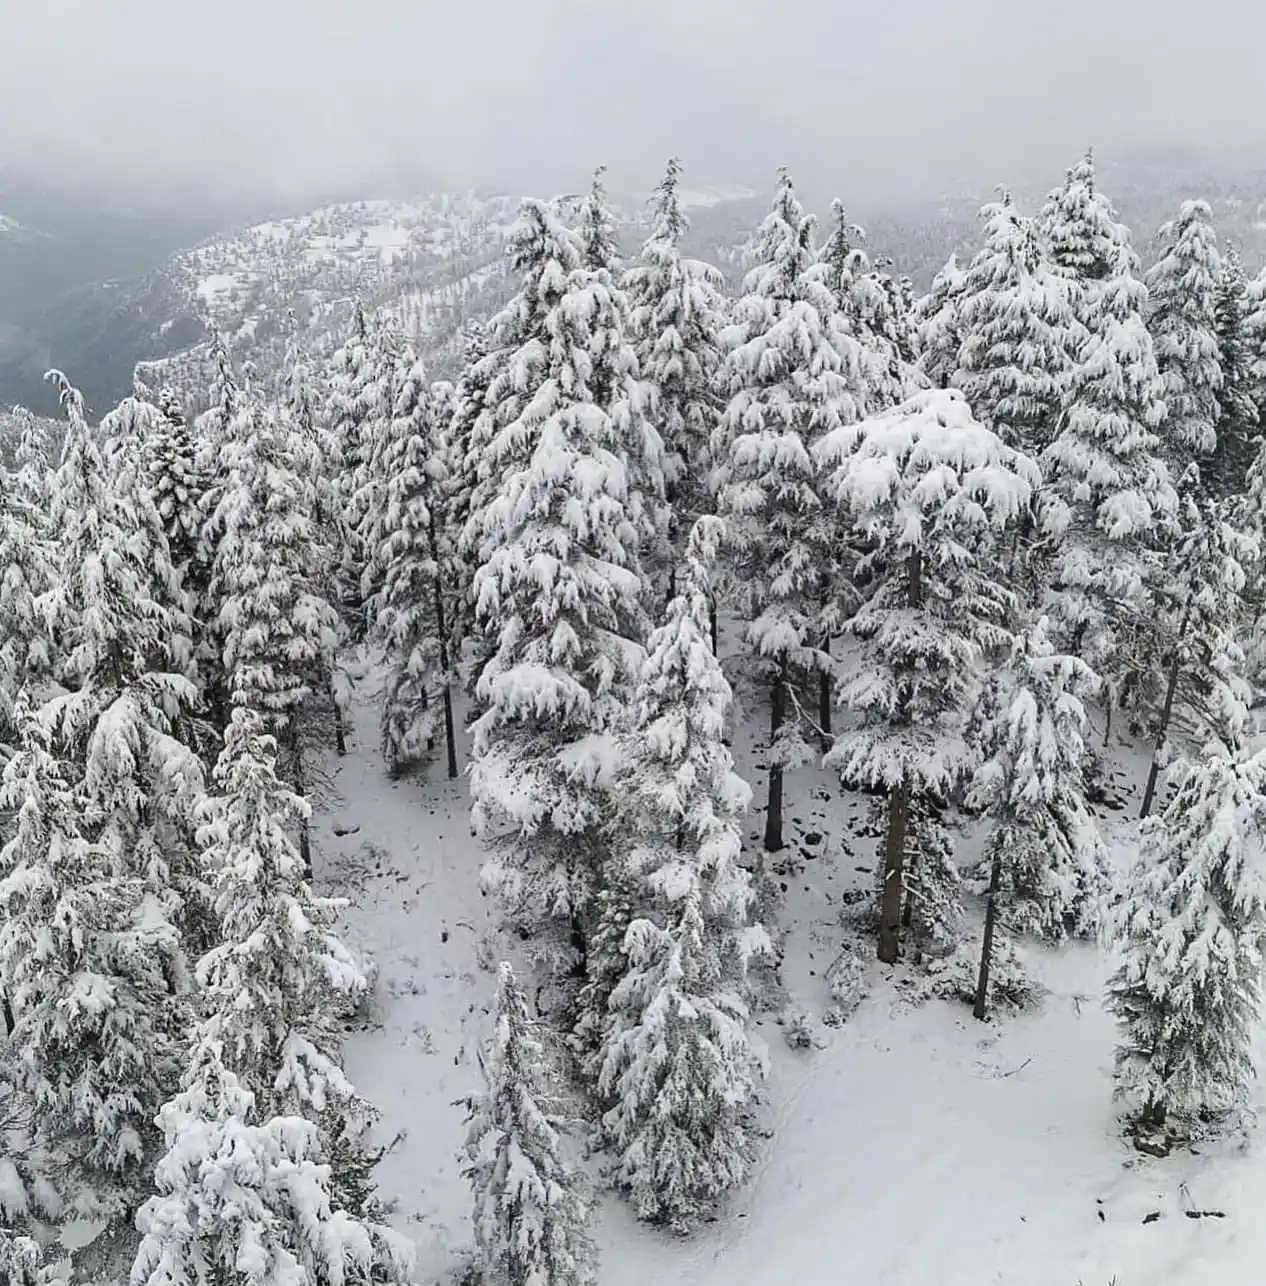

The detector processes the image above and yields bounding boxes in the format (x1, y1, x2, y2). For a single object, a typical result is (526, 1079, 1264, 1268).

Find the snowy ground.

(316, 672, 1265, 1286)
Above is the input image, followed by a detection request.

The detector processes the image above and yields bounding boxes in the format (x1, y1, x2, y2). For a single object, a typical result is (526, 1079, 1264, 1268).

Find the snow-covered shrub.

(824, 945, 869, 1022)
(925, 935, 1042, 1014)
(779, 1007, 822, 1050)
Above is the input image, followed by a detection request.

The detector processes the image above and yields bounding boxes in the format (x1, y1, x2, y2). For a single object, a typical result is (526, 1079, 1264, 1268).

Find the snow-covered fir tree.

(1039, 150, 1135, 295)
(592, 517, 769, 1229)
(912, 252, 966, 390)
(624, 158, 727, 587)
(469, 199, 648, 977)
(1107, 739, 1266, 1132)
(714, 168, 866, 852)
(0, 697, 179, 1221)
(968, 617, 1108, 970)
(1139, 495, 1255, 818)
(368, 353, 459, 778)
(462, 962, 596, 1286)
(131, 1032, 410, 1286)
(1040, 291, 1176, 700)
(817, 388, 1038, 963)
(206, 393, 341, 847)
(0, 1230, 58, 1286)
(576, 165, 621, 274)
(1144, 200, 1223, 461)
(1207, 248, 1262, 497)
(953, 191, 1080, 457)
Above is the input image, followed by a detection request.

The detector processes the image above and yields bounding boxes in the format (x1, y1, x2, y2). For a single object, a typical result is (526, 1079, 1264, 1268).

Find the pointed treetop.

(646, 157, 689, 248)
(578, 164, 620, 272)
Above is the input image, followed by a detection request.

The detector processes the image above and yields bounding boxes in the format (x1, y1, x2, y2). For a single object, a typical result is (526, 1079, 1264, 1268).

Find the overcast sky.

(2, 0, 1263, 209)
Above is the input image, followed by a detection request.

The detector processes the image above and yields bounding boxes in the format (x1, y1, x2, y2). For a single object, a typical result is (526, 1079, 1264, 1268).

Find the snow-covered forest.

(5, 150, 1266, 1284)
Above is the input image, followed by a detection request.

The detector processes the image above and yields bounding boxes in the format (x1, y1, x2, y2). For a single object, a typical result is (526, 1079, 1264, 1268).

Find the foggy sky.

(2, 0, 1263, 209)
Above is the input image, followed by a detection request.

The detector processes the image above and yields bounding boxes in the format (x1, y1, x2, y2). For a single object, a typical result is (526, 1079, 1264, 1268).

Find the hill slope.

(317, 643, 1266, 1286)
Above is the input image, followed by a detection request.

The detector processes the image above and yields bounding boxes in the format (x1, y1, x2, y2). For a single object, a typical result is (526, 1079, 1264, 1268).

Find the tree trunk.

(763, 655, 788, 853)
(433, 572, 460, 780)
(1, 992, 13, 1037)
(974, 834, 1006, 1020)
(818, 636, 833, 751)
(328, 676, 347, 757)
(709, 598, 719, 657)
(877, 777, 911, 964)
(1140, 599, 1192, 820)
(288, 719, 313, 882)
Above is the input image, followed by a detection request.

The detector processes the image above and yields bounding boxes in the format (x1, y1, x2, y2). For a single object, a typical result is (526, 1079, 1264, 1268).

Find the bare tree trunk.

(328, 676, 347, 757)
(974, 833, 1005, 1020)
(878, 547, 924, 965)
(818, 635, 833, 751)
(1140, 600, 1192, 820)
(2, 992, 13, 1037)
(763, 655, 788, 853)
(433, 572, 460, 780)
(709, 598, 719, 657)
(288, 718, 313, 882)
(877, 777, 911, 964)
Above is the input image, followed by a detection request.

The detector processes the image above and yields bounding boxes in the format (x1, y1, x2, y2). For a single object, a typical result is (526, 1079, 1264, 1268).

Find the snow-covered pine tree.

(0, 1230, 57, 1286)
(41, 373, 208, 962)
(592, 516, 769, 1229)
(1107, 739, 1266, 1133)
(132, 1033, 410, 1286)
(470, 200, 648, 976)
(624, 159, 727, 592)
(369, 354, 459, 778)
(1207, 248, 1262, 497)
(818, 199, 909, 411)
(1040, 295, 1176, 705)
(953, 191, 1081, 458)
(714, 168, 866, 853)
(1144, 200, 1223, 464)
(968, 618, 1108, 1003)
(193, 706, 371, 1130)
(912, 253, 966, 390)
(1039, 150, 1135, 294)
(205, 394, 341, 874)
(817, 388, 1038, 963)
(138, 683, 406, 1273)
(324, 303, 382, 640)
(462, 962, 596, 1286)
(573, 171, 666, 575)
(142, 387, 205, 578)
(576, 164, 621, 274)
(1139, 496, 1255, 818)
(0, 696, 179, 1221)
(0, 430, 53, 751)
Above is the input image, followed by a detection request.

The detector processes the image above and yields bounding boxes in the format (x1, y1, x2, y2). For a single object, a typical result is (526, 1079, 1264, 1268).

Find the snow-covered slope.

(316, 643, 1266, 1286)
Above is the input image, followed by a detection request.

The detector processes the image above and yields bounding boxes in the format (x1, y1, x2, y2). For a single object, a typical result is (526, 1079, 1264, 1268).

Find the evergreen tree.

(624, 159, 727, 585)
(469, 200, 648, 975)
(714, 168, 866, 853)
(42, 374, 207, 962)
(968, 618, 1107, 994)
(206, 394, 341, 843)
(817, 388, 1037, 964)
(0, 1230, 57, 1286)
(1207, 249, 1262, 497)
(132, 1034, 410, 1286)
(1107, 741, 1266, 1131)
(369, 355, 459, 778)
(462, 963, 596, 1286)
(1144, 200, 1223, 461)
(1139, 496, 1255, 819)
(593, 517, 769, 1229)
(1039, 150, 1135, 294)
(0, 699, 179, 1220)
(912, 252, 966, 390)
(1040, 308, 1176, 694)
(576, 165, 621, 274)
(953, 192, 1081, 457)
